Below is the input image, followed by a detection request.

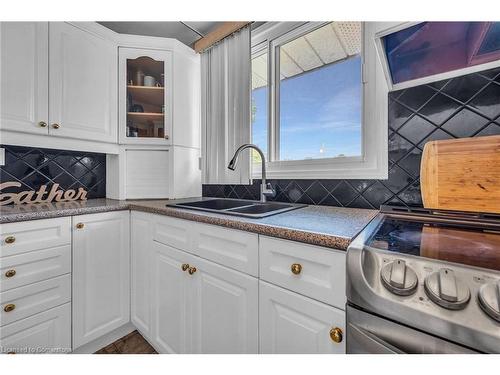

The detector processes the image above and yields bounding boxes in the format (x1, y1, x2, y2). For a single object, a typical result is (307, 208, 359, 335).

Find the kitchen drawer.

(0, 274, 71, 326)
(0, 245, 71, 292)
(192, 222, 258, 276)
(0, 217, 71, 257)
(0, 303, 71, 354)
(259, 236, 346, 308)
(153, 215, 192, 252)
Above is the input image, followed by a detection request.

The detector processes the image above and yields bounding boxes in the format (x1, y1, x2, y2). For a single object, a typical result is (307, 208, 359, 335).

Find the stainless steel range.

(346, 206, 500, 354)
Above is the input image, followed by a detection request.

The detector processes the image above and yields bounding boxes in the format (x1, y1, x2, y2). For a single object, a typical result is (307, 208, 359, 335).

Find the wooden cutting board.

(420, 135, 500, 213)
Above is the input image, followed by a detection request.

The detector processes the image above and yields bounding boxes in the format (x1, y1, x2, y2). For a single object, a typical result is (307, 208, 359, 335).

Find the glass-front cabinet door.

(119, 48, 172, 144)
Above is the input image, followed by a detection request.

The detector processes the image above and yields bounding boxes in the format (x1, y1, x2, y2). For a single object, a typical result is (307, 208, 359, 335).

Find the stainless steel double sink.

(168, 198, 306, 218)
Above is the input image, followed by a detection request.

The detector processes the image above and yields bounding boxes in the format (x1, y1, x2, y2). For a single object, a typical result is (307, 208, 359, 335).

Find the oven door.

(346, 305, 479, 354)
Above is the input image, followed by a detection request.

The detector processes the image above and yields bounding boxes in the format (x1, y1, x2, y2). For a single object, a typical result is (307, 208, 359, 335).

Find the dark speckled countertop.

(0, 198, 378, 250)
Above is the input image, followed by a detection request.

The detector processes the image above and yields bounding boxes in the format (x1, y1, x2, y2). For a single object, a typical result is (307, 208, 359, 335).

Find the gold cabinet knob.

(291, 263, 302, 275)
(329, 327, 343, 343)
(76, 223, 84, 229)
(188, 266, 197, 275)
(51, 123, 60, 129)
(181, 263, 190, 271)
(4, 304, 16, 313)
(38, 121, 47, 128)
(5, 269, 16, 278)
(4, 236, 16, 244)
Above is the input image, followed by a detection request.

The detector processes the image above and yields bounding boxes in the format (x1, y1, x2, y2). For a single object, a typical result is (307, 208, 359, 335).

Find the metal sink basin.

(168, 198, 306, 218)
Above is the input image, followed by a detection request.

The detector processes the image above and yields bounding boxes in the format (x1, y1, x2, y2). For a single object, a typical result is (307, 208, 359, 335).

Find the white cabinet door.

(118, 47, 172, 145)
(49, 22, 117, 143)
(0, 303, 71, 354)
(72, 211, 130, 349)
(259, 281, 346, 354)
(130, 212, 152, 337)
(190, 256, 258, 354)
(150, 241, 191, 354)
(0, 22, 48, 134)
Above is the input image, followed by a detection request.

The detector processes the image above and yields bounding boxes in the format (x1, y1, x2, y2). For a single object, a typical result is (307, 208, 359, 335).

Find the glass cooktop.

(366, 208, 500, 272)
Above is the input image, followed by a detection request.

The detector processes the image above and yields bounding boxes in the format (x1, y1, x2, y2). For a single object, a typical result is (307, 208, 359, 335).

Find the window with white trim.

(250, 22, 388, 180)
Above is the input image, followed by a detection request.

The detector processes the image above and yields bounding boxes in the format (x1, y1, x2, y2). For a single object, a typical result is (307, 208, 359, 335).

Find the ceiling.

(98, 22, 223, 47)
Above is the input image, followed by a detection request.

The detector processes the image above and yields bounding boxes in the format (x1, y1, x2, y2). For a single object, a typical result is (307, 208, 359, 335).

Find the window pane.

(278, 22, 362, 161)
(383, 22, 500, 84)
(251, 52, 268, 162)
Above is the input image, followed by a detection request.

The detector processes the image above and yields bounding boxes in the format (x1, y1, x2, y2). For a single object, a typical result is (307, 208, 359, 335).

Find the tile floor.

(94, 330, 157, 354)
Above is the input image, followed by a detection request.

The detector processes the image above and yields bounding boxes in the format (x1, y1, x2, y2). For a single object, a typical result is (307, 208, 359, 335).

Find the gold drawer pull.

(38, 121, 47, 128)
(76, 223, 84, 229)
(181, 263, 190, 271)
(4, 304, 16, 313)
(5, 269, 16, 278)
(51, 123, 60, 129)
(291, 263, 302, 275)
(329, 327, 343, 343)
(5, 236, 16, 244)
(188, 266, 197, 275)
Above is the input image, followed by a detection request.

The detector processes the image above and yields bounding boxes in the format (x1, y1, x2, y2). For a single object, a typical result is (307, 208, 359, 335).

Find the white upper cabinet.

(119, 48, 172, 145)
(0, 22, 49, 134)
(49, 22, 117, 143)
(0, 22, 117, 147)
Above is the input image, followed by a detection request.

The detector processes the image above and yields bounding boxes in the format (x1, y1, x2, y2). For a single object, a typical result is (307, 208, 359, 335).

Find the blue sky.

(252, 56, 362, 160)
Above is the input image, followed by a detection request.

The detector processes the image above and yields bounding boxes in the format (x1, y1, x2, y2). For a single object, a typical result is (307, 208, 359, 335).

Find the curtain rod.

(193, 22, 251, 53)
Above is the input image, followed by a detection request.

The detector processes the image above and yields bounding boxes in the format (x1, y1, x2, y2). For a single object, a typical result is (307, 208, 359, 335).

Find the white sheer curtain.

(201, 26, 251, 184)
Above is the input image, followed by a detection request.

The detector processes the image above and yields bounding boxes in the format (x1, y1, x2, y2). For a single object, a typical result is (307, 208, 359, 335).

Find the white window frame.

(251, 22, 389, 180)
(376, 22, 500, 91)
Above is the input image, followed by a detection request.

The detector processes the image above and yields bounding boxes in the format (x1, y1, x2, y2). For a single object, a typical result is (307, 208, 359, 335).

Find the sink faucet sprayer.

(228, 144, 276, 202)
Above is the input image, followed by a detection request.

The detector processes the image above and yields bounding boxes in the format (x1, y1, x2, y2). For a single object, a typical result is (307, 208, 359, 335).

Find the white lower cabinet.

(132, 212, 346, 354)
(1, 211, 346, 354)
(259, 281, 346, 354)
(150, 241, 190, 353)
(190, 254, 258, 354)
(0, 217, 72, 354)
(0, 304, 71, 354)
(72, 211, 130, 349)
(148, 240, 258, 354)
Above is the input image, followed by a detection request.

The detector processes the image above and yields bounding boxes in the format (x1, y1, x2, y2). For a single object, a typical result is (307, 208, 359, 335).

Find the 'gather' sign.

(0, 181, 88, 206)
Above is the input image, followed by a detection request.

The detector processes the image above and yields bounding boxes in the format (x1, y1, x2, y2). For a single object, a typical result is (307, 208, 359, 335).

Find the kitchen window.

(251, 22, 388, 179)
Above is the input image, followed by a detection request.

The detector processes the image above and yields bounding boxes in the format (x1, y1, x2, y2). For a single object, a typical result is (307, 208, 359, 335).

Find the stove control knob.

(478, 280, 500, 323)
(424, 268, 470, 310)
(380, 259, 418, 296)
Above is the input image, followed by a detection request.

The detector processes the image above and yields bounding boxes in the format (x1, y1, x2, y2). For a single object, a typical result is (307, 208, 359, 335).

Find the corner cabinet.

(71, 211, 130, 349)
(119, 48, 172, 145)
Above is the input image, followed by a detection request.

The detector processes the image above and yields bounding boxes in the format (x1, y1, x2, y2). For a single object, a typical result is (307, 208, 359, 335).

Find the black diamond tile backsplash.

(203, 66, 500, 210)
(0, 145, 106, 202)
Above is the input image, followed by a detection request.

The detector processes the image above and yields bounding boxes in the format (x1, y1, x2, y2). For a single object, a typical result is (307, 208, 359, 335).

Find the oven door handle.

(348, 323, 405, 354)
